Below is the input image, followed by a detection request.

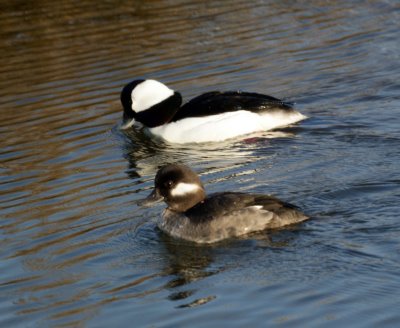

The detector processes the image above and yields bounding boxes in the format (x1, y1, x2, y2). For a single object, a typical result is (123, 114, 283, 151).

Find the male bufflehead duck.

(121, 79, 306, 143)
(141, 164, 308, 243)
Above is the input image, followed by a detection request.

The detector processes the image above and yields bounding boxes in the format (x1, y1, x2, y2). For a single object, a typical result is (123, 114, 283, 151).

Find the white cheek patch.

(170, 183, 201, 197)
(131, 79, 174, 113)
(248, 205, 264, 210)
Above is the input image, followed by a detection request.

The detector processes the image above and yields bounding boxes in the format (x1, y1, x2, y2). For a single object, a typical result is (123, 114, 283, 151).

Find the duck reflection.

(159, 234, 220, 307)
(157, 230, 285, 308)
(119, 122, 296, 180)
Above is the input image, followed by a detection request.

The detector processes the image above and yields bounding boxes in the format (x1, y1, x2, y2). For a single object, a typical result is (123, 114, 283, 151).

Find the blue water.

(1, 1, 400, 327)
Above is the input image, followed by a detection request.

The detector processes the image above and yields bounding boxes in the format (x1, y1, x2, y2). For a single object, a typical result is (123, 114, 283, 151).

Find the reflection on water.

(1, 0, 400, 327)
(120, 125, 294, 178)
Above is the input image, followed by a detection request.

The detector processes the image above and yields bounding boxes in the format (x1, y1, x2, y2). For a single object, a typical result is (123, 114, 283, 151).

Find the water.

(1, 0, 400, 327)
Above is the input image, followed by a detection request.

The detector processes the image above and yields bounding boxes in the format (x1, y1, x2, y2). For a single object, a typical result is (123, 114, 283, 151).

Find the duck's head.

(120, 79, 182, 129)
(142, 164, 206, 212)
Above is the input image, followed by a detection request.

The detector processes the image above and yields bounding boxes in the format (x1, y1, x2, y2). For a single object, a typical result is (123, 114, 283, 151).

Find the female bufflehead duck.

(121, 79, 306, 143)
(141, 164, 308, 243)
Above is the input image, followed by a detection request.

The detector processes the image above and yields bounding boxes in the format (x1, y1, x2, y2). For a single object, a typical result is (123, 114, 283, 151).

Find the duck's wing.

(172, 91, 294, 122)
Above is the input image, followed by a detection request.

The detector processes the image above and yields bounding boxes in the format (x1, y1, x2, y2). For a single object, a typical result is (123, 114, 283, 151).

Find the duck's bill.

(137, 188, 163, 207)
(120, 118, 135, 130)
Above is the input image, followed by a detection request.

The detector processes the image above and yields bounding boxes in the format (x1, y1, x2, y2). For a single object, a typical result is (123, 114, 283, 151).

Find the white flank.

(149, 110, 306, 143)
(131, 79, 174, 113)
(170, 182, 201, 197)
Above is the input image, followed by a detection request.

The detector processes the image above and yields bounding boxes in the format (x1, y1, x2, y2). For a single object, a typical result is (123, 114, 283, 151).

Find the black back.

(172, 91, 294, 122)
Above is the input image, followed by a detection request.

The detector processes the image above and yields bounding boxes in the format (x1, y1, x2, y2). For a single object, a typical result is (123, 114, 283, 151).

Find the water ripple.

(1, 0, 400, 327)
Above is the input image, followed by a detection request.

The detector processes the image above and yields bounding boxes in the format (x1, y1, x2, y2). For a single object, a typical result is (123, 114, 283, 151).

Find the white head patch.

(170, 183, 201, 197)
(131, 79, 174, 113)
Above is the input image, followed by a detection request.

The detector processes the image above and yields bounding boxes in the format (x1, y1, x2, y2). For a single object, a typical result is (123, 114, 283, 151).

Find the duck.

(140, 164, 309, 243)
(121, 79, 306, 143)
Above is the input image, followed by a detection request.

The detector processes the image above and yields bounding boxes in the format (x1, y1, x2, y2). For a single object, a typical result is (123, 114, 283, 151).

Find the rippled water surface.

(1, 1, 400, 327)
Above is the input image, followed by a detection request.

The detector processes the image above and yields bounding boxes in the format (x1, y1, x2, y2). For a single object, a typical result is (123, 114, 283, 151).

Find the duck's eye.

(166, 180, 174, 188)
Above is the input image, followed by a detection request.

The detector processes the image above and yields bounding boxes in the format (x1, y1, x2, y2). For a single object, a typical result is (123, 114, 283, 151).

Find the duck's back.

(172, 91, 295, 122)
